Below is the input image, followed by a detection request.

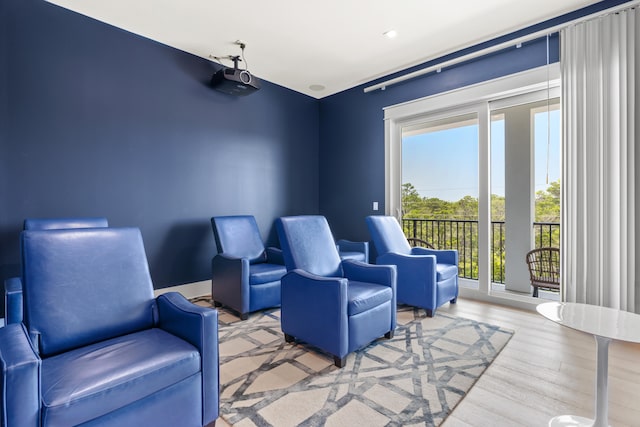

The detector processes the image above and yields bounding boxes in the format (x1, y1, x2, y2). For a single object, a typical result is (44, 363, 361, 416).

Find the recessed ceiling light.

(309, 84, 325, 91)
(383, 29, 397, 39)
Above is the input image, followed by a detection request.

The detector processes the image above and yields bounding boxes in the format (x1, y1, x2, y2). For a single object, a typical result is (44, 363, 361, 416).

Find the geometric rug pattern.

(193, 298, 513, 427)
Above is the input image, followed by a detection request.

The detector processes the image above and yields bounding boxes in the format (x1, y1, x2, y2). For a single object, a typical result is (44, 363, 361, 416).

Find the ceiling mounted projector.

(210, 66, 260, 96)
(210, 41, 260, 96)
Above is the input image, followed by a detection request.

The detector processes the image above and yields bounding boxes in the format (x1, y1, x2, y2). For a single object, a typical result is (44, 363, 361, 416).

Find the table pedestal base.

(549, 415, 610, 427)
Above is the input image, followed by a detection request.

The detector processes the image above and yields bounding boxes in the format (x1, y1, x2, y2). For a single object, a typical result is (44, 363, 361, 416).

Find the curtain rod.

(363, 0, 640, 93)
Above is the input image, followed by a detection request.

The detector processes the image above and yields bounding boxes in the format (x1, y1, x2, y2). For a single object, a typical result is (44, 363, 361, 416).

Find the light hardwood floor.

(214, 298, 640, 426)
(441, 298, 640, 427)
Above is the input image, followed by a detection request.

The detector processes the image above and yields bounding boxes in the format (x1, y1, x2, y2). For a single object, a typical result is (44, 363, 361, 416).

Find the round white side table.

(537, 302, 640, 427)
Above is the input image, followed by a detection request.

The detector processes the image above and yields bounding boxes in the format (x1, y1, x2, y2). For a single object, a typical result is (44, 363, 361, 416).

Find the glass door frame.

(383, 64, 560, 307)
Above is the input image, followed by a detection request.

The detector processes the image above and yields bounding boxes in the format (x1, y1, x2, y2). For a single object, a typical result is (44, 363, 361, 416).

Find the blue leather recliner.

(5, 217, 110, 325)
(211, 215, 287, 320)
(276, 215, 397, 368)
(0, 227, 219, 427)
(366, 215, 459, 317)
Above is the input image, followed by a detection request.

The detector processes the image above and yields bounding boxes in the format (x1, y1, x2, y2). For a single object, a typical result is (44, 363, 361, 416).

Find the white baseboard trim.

(457, 286, 561, 312)
(154, 280, 210, 300)
(160, 279, 546, 311)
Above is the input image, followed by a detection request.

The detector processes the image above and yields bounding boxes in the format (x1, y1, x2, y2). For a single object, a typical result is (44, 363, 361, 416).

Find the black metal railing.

(402, 218, 560, 283)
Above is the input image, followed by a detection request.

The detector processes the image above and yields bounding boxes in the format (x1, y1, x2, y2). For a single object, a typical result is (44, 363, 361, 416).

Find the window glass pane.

(402, 115, 479, 215)
(401, 114, 479, 281)
(533, 101, 561, 223)
(533, 99, 561, 249)
(490, 113, 505, 284)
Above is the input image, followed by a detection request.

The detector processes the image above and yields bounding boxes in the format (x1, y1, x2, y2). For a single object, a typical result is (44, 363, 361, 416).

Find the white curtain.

(561, 7, 639, 311)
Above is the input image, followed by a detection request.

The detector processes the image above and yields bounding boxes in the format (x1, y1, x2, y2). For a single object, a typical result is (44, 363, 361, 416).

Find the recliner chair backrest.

(211, 216, 267, 264)
(24, 217, 109, 230)
(21, 228, 155, 357)
(276, 216, 343, 277)
(366, 216, 413, 256)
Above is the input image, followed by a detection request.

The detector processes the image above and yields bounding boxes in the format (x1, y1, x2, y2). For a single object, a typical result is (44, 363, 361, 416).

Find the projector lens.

(239, 70, 252, 84)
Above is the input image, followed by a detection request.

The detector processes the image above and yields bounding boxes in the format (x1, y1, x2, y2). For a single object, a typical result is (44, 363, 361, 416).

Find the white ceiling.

(47, 0, 599, 98)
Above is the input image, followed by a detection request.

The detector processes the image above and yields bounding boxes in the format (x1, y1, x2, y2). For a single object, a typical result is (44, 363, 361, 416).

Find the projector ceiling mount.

(209, 40, 261, 96)
(209, 40, 249, 70)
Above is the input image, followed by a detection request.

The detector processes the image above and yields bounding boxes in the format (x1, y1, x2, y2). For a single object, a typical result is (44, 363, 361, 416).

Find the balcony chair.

(4, 217, 109, 325)
(275, 215, 397, 367)
(366, 215, 459, 317)
(336, 239, 369, 262)
(0, 227, 219, 427)
(526, 247, 560, 297)
(211, 215, 287, 320)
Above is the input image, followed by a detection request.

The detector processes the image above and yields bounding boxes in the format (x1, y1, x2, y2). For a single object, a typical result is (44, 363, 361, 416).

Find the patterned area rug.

(193, 297, 513, 427)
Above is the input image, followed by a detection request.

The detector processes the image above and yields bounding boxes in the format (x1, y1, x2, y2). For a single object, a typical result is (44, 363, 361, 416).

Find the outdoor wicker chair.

(526, 247, 560, 297)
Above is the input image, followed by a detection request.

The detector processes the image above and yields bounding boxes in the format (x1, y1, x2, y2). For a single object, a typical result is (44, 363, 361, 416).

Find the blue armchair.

(366, 215, 459, 317)
(0, 227, 219, 427)
(211, 215, 287, 320)
(276, 215, 396, 368)
(5, 217, 109, 325)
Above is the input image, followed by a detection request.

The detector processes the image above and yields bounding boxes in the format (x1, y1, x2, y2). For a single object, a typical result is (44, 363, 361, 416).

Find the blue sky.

(402, 109, 560, 201)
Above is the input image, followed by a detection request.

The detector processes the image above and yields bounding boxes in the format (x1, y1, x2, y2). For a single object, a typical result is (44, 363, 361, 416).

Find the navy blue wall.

(0, 0, 6, 148)
(0, 0, 10, 286)
(318, 0, 631, 242)
(0, 0, 319, 296)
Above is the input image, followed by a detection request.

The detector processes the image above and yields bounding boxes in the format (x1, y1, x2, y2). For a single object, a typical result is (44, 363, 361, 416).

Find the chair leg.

(334, 356, 346, 368)
(385, 330, 394, 339)
(426, 309, 435, 318)
(213, 301, 223, 308)
(450, 297, 457, 304)
(532, 287, 539, 298)
(240, 313, 249, 321)
(284, 333, 295, 343)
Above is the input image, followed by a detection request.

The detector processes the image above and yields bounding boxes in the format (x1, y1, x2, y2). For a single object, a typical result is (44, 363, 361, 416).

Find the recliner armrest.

(211, 254, 250, 311)
(411, 247, 458, 265)
(342, 260, 395, 288)
(282, 269, 347, 296)
(212, 253, 248, 277)
(156, 292, 219, 425)
(378, 251, 436, 265)
(4, 277, 23, 325)
(336, 239, 369, 263)
(341, 261, 397, 331)
(265, 247, 284, 265)
(0, 323, 41, 427)
(280, 270, 349, 358)
(336, 239, 369, 253)
(377, 252, 437, 280)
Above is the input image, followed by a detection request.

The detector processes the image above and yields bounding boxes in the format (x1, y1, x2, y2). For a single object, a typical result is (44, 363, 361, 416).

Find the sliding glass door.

(385, 65, 561, 301)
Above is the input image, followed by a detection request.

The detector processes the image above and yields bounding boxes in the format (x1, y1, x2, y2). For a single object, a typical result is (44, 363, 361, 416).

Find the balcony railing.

(402, 218, 560, 284)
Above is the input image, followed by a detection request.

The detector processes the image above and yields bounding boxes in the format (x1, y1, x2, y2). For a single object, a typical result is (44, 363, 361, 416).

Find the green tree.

(491, 194, 505, 221)
(454, 195, 478, 220)
(401, 183, 423, 217)
(535, 179, 560, 222)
